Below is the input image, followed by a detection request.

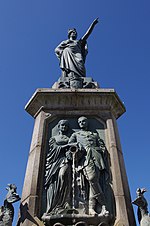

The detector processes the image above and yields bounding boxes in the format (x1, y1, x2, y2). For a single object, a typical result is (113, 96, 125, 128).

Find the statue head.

(58, 119, 69, 133)
(68, 28, 77, 39)
(5, 184, 21, 204)
(78, 116, 88, 130)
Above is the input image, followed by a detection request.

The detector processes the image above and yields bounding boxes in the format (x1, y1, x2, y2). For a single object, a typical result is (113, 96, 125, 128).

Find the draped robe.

(55, 39, 88, 77)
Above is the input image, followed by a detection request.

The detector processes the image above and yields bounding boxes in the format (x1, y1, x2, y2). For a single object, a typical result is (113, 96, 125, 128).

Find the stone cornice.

(25, 88, 126, 119)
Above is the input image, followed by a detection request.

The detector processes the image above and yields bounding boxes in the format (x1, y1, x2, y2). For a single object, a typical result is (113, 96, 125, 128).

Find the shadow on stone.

(17, 203, 39, 226)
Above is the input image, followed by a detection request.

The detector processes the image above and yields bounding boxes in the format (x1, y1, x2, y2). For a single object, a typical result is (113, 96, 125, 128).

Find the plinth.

(19, 88, 136, 226)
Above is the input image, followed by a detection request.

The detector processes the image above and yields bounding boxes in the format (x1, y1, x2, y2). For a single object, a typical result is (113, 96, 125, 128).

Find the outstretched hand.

(93, 17, 99, 25)
(81, 17, 99, 41)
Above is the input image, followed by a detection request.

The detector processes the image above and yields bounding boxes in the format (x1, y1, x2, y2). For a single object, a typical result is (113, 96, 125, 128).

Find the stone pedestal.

(19, 88, 136, 226)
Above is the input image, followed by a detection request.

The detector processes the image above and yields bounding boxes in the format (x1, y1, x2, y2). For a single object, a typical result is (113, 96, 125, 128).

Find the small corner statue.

(0, 184, 20, 226)
(132, 188, 150, 226)
(54, 18, 99, 89)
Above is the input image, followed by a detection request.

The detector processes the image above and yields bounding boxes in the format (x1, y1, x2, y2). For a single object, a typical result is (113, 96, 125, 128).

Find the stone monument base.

(20, 88, 136, 226)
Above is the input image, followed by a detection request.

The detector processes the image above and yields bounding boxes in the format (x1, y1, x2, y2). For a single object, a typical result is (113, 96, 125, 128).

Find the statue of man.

(68, 116, 109, 216)
(55, 18, 98, 79)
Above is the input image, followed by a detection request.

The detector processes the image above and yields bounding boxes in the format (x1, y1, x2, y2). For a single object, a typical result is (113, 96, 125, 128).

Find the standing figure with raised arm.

(55, 18, 98, 79)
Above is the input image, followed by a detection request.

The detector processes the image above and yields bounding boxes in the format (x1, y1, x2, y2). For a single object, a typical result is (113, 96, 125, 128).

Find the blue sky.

(0, 1, 150, 225)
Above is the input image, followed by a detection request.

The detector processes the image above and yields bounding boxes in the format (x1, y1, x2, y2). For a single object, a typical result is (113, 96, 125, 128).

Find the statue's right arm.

(81, 18, 99, 41)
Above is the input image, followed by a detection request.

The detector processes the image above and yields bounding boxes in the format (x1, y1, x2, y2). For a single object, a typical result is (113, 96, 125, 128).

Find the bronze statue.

(68, 116, 109, 216)
(44, 117, 110, 217)
(132, 188, 150, 226)
(0, 184, 20, 226)
(44, 120, 72, 214)
(55, 18, 98, 79)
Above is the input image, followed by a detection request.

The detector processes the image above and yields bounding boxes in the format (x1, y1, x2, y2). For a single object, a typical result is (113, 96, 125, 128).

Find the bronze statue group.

(44, 117, 109, 216)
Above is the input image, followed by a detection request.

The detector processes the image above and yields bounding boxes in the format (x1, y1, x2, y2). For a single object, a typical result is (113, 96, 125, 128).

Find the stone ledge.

(42, 213, 114, 226)
(25, 88, 125, 119)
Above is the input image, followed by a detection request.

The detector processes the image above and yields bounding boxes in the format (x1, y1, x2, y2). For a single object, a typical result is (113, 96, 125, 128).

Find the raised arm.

(82, 18, 99, 41)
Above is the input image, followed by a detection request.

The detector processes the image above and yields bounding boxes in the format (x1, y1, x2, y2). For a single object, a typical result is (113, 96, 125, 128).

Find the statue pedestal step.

(52, 76, 99, 89)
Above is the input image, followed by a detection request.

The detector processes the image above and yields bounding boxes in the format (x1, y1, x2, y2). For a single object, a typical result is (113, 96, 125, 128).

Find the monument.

(18, 19, 136, 226)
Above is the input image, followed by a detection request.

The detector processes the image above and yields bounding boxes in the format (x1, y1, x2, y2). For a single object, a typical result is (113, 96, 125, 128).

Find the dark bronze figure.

(132, 188, 150, 226)
(44, 120, 72, 214)
(68, 116, 109, 216)
(0, 184, 20, 226)
(43, 118, 112, 225)
(55, 18, 98, 80)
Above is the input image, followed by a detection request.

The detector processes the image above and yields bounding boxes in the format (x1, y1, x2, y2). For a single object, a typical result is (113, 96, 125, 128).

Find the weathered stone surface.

(106, 117, 136, 226)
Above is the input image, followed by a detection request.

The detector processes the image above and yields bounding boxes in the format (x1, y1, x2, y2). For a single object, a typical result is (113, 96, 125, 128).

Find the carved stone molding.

(25, 88, 125, 119)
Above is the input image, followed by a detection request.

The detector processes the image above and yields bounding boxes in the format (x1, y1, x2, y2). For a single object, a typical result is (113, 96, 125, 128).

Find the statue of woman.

(44, 120, 71, 214)
(55, 18, 98, 79)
